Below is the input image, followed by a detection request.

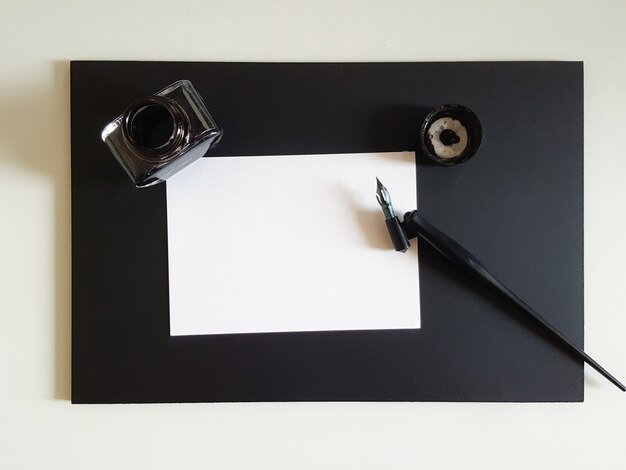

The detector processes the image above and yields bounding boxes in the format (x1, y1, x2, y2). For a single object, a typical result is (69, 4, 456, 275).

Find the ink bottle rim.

(122, 95, 190, 163)
(420, 104, 482, 166)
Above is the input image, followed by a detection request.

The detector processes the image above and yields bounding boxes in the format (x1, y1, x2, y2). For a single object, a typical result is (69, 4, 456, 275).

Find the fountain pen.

(375, 178, 625, 392)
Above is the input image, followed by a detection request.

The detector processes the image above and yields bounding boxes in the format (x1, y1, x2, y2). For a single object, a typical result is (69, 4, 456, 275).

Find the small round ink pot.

(420, 104, 482, 166)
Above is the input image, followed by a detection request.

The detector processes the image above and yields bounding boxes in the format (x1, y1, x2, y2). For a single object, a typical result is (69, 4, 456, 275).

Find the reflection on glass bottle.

(101, 80, 223, 187)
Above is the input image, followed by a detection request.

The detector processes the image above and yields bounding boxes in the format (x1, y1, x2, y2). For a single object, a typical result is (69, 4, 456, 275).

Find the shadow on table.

(0, 61, 71, 400)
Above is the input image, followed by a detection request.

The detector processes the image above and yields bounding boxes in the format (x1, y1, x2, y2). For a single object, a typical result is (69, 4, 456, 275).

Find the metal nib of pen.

(375, 178, 410, 252)
(376, 177, 396, 220)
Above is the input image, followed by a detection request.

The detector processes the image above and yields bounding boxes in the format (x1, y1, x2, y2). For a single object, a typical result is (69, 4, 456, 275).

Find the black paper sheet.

(71, 61, 583, 403)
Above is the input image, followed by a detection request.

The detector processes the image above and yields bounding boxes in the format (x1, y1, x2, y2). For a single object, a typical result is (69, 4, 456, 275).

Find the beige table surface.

(1, 0, 625, 468)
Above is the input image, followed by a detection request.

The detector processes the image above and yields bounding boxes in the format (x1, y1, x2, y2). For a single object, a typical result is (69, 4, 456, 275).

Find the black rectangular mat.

(71, 61, 584, 403)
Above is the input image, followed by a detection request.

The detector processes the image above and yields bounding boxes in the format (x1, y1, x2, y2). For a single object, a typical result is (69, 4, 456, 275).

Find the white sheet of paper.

(167, 152, 419, 336)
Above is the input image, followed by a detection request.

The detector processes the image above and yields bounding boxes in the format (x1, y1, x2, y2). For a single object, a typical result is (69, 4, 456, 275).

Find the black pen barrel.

(385, 217, 411, 253)
(402, 211, 626, 392)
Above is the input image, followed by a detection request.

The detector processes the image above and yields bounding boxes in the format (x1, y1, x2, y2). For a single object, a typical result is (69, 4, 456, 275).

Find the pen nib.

(375, 177, 384, 193)
(375, 177, 395, 219)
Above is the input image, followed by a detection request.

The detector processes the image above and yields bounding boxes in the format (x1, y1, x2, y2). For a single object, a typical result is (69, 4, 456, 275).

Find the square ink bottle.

(101, 80, 223, 187)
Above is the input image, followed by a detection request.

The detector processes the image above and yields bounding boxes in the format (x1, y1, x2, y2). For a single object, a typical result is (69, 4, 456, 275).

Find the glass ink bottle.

(101, 80, 223, 187)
